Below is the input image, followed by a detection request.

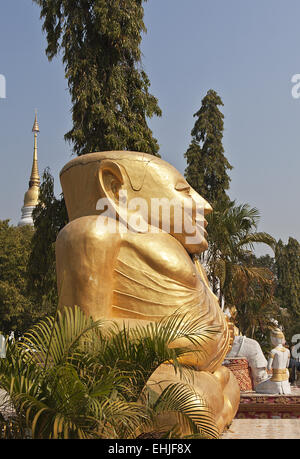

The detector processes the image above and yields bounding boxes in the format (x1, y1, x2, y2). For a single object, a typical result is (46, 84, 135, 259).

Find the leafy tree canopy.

(33, 0, 161, 156)
(0, 220, 35, 335)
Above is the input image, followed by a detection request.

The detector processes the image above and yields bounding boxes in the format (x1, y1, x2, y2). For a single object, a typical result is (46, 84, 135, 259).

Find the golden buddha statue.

(56, 151, 240, 436)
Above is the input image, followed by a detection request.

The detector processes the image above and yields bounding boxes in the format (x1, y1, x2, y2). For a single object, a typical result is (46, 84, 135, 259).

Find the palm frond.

(143, 382, 219, 439)
(20, 306, 105, 367)
(237, 232, 277, 252)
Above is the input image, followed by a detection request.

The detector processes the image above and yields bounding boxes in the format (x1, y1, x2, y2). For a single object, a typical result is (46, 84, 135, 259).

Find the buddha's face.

(112, 158, 212, 254)
(142, 160, 212, 253)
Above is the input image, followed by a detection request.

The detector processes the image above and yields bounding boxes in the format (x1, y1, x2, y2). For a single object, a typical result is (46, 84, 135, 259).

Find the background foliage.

(0, 221, 36, 335)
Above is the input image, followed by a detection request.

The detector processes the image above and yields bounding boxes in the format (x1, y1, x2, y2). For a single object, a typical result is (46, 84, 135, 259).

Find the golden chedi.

(56, 151, 240, 436)
(19, 113, 40, 226)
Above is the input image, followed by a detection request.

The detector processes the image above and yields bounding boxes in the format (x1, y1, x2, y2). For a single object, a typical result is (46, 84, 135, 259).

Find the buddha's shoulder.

(56, 215, 122, 245)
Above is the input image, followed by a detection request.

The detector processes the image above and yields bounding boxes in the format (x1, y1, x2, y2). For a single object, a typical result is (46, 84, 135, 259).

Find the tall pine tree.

(184, 90, 232, 206)
(33, 0, 161, 156)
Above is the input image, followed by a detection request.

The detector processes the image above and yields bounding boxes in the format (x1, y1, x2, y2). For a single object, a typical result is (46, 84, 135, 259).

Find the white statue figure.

(225, 327, 269, 389)
(255, 328, 291, 395)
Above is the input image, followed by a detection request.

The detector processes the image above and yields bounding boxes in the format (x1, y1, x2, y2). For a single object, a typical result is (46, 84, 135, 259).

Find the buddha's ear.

(98, 160, 124, 203)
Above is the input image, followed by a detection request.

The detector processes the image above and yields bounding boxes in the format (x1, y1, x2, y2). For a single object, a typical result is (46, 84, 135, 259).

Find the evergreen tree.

(33, 0, 161, 156)
(275, 237, 300, 317)
(27, 169, 68, 310)
(184, 90, 232, 206)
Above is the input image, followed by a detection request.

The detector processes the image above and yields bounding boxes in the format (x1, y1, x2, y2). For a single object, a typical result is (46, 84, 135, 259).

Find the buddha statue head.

(60, 151, 212, 254)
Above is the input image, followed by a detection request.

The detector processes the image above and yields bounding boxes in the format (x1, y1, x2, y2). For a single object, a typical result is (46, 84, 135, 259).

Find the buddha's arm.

(56, 215, 121, 321)
(170, 296, 231, 372)
(171, 259, 232, 372)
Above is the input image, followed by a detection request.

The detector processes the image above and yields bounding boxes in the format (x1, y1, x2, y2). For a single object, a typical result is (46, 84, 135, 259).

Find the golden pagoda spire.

(29, 110, 40, 188)
(18, 112, 41, 226)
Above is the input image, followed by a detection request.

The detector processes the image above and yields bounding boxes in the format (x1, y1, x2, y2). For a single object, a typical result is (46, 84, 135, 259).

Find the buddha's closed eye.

(175, 181, 191, 194)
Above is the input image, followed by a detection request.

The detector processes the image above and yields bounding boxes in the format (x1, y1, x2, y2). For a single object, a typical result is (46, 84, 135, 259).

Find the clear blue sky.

(1, 0, 300, 256)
